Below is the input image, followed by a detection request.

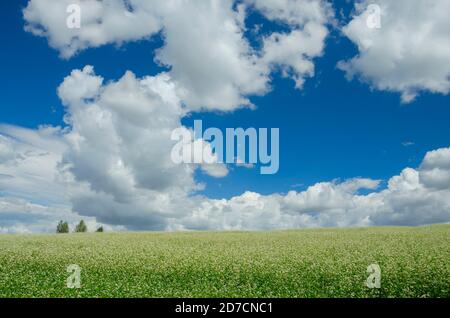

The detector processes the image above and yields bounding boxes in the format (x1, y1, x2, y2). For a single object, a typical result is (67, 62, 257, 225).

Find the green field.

(0, 225, 448, 298)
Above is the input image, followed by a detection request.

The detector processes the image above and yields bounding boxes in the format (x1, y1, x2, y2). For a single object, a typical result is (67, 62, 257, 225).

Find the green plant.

(56, 220, 69, 233)
(75, 220, 88, 233)
(1, 225, 448, 298)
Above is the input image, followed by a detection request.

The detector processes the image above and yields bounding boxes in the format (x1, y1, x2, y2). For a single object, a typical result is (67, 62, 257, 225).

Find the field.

(0, 225, 448, 298)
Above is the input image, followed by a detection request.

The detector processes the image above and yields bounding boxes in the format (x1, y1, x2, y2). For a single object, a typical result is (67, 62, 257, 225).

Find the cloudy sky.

(1, 0, 450, 233)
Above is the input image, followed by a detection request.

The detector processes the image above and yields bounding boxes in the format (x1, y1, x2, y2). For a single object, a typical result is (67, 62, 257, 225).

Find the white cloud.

(23, 0, 162, 59)
(2, 108, 450, 231)
(0, 129, 112, 233)
(1, 66, 230, 232)
(153, 0, 269, 111)
(23, 0, 332, 111)
(0, 125, 67, 206)
(56, 66, 228, 229)
(261, 26, 328, 88)
(247, 0, 333, 88)
(419, 147, 450, 190)
(402, 141, 415, 147)
(245, 0, 332, 27)
(201, 163, 229, 178)
(339, 0, 450, 103)
(176, 158, 450, 230)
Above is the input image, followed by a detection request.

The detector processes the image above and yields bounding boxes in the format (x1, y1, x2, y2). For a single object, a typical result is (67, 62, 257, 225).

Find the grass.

(0, 225, 448, 298)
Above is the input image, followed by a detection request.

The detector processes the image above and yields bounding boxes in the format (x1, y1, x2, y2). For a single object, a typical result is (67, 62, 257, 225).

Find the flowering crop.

(0, 225, 448, 298)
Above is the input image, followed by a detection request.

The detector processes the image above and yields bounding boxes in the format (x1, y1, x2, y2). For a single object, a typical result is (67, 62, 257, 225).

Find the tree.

(96, 226, 104, 233)
(56, 220, 69, 233)
(75, 220, 88, 233)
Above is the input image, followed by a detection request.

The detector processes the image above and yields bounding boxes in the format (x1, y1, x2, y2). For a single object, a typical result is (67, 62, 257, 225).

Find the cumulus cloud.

(419, 147, 450, 190)
(246, 0, 332, 26)
(338, 0, 450, 103)
(0, 127, 114, 233)
(0, 196, 90, 234)
(56, 66, 230, 229)
(261, 26, 328, 88)
(23, 0, 332, 110)
(2, 104, 450, 232)
(247, 0, 333, 88)
(0, 125, 67, 205)
(177, 159, 450, 230)
(153, 0, 269, 111)
(23, 0, 162, 59)
(1, 65, 231, 232)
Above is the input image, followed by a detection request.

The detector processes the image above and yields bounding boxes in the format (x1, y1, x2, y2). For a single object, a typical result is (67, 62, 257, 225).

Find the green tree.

(56, 220, 69, 233)
(75, 220, 88, 233)
(96, 226, 104, 233)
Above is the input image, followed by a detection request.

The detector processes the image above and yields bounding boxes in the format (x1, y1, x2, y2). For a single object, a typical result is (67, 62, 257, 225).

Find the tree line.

(56, 220, 104, 233)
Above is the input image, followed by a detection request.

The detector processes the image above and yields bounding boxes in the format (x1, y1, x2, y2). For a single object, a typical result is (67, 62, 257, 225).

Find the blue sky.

(1, 0, 449, 232)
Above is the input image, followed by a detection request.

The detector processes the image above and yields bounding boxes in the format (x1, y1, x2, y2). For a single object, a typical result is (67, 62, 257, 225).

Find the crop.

(0, 225, 448, 298)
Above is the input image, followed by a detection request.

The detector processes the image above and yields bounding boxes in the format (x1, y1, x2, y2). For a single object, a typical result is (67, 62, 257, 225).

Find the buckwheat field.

(0, 225, 448, 298)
